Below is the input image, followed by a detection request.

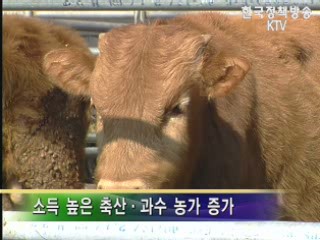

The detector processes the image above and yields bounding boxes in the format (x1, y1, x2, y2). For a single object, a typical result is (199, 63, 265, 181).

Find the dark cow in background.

(3, 15, 94, 208)
(44, 13, 320, 221)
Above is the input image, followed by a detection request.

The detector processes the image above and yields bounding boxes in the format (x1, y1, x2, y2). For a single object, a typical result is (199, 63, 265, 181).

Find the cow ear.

(206, 57, 250, 98)
(198, 35, 251, 99)
(43, 47, 95, 97)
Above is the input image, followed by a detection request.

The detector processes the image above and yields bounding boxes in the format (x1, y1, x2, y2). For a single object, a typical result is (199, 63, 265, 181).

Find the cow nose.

(97, 179, 147, 189)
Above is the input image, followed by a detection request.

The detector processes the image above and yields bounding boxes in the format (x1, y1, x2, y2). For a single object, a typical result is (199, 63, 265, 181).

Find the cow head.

(44, 23, 250, 189)
(3, 15, 94, 196)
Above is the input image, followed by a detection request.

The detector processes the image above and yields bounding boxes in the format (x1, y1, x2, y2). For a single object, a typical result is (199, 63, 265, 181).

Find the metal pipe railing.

(3, 211, 320, 240)
(85, 147, 98, 158)
(4, 0, 320, 10)
(86, 133, 97, 144)
(31, 10, 194, 20)
(48, 19, 127, 31)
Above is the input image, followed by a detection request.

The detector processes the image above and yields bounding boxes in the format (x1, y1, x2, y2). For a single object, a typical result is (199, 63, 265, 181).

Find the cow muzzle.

(97, 179, 148, 189)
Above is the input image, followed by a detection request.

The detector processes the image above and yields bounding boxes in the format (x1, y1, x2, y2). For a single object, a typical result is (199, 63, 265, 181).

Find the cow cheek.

(161, 117, 189, 178)
(162, 117, 189, 157)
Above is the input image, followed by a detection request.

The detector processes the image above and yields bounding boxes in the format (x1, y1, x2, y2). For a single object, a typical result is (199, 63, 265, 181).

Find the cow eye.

(160, 104, 184, 126)
(165, 102, 188, 120)
(167, 95, 190, 118)
(161, 95, 190, 126)
(169, 104, 184, 117)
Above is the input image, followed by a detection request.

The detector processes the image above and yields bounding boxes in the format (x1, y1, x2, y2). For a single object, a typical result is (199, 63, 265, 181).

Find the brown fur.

(3, 15, 92, 206)
(43, 13, 320, 221)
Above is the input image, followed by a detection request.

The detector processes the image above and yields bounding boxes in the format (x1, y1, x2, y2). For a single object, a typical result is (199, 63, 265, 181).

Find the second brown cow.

(3, 15, 94, 208)
(44, 13, 320, 221)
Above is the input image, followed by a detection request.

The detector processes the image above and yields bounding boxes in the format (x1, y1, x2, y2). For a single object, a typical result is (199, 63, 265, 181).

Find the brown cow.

(3, 15, 94, 208)
(43, 13, 320, 221)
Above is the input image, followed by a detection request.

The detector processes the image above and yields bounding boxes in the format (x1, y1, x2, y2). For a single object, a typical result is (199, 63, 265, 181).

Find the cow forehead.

(91, 67, 190, 122)
(104, 23, 187, 48)
(91, 26, 196, 120)
(100, 23, 200, 66)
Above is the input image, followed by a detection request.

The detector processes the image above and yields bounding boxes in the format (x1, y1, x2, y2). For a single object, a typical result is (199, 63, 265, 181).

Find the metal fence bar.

(33, 11, 138, 23)
(48, 19, 127, 31)
(86, 133, 97, 144)
(134, 10, 147, 23)
(85, 147, 98, 158)
(84, 183, 97, 188)
(4, 0, 320, 10)
(85, 145, 98, 183)
(29, 10, 194, 20)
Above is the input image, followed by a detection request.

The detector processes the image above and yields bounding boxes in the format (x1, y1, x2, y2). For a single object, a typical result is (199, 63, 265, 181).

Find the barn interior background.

(3, 2, 320, 239)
